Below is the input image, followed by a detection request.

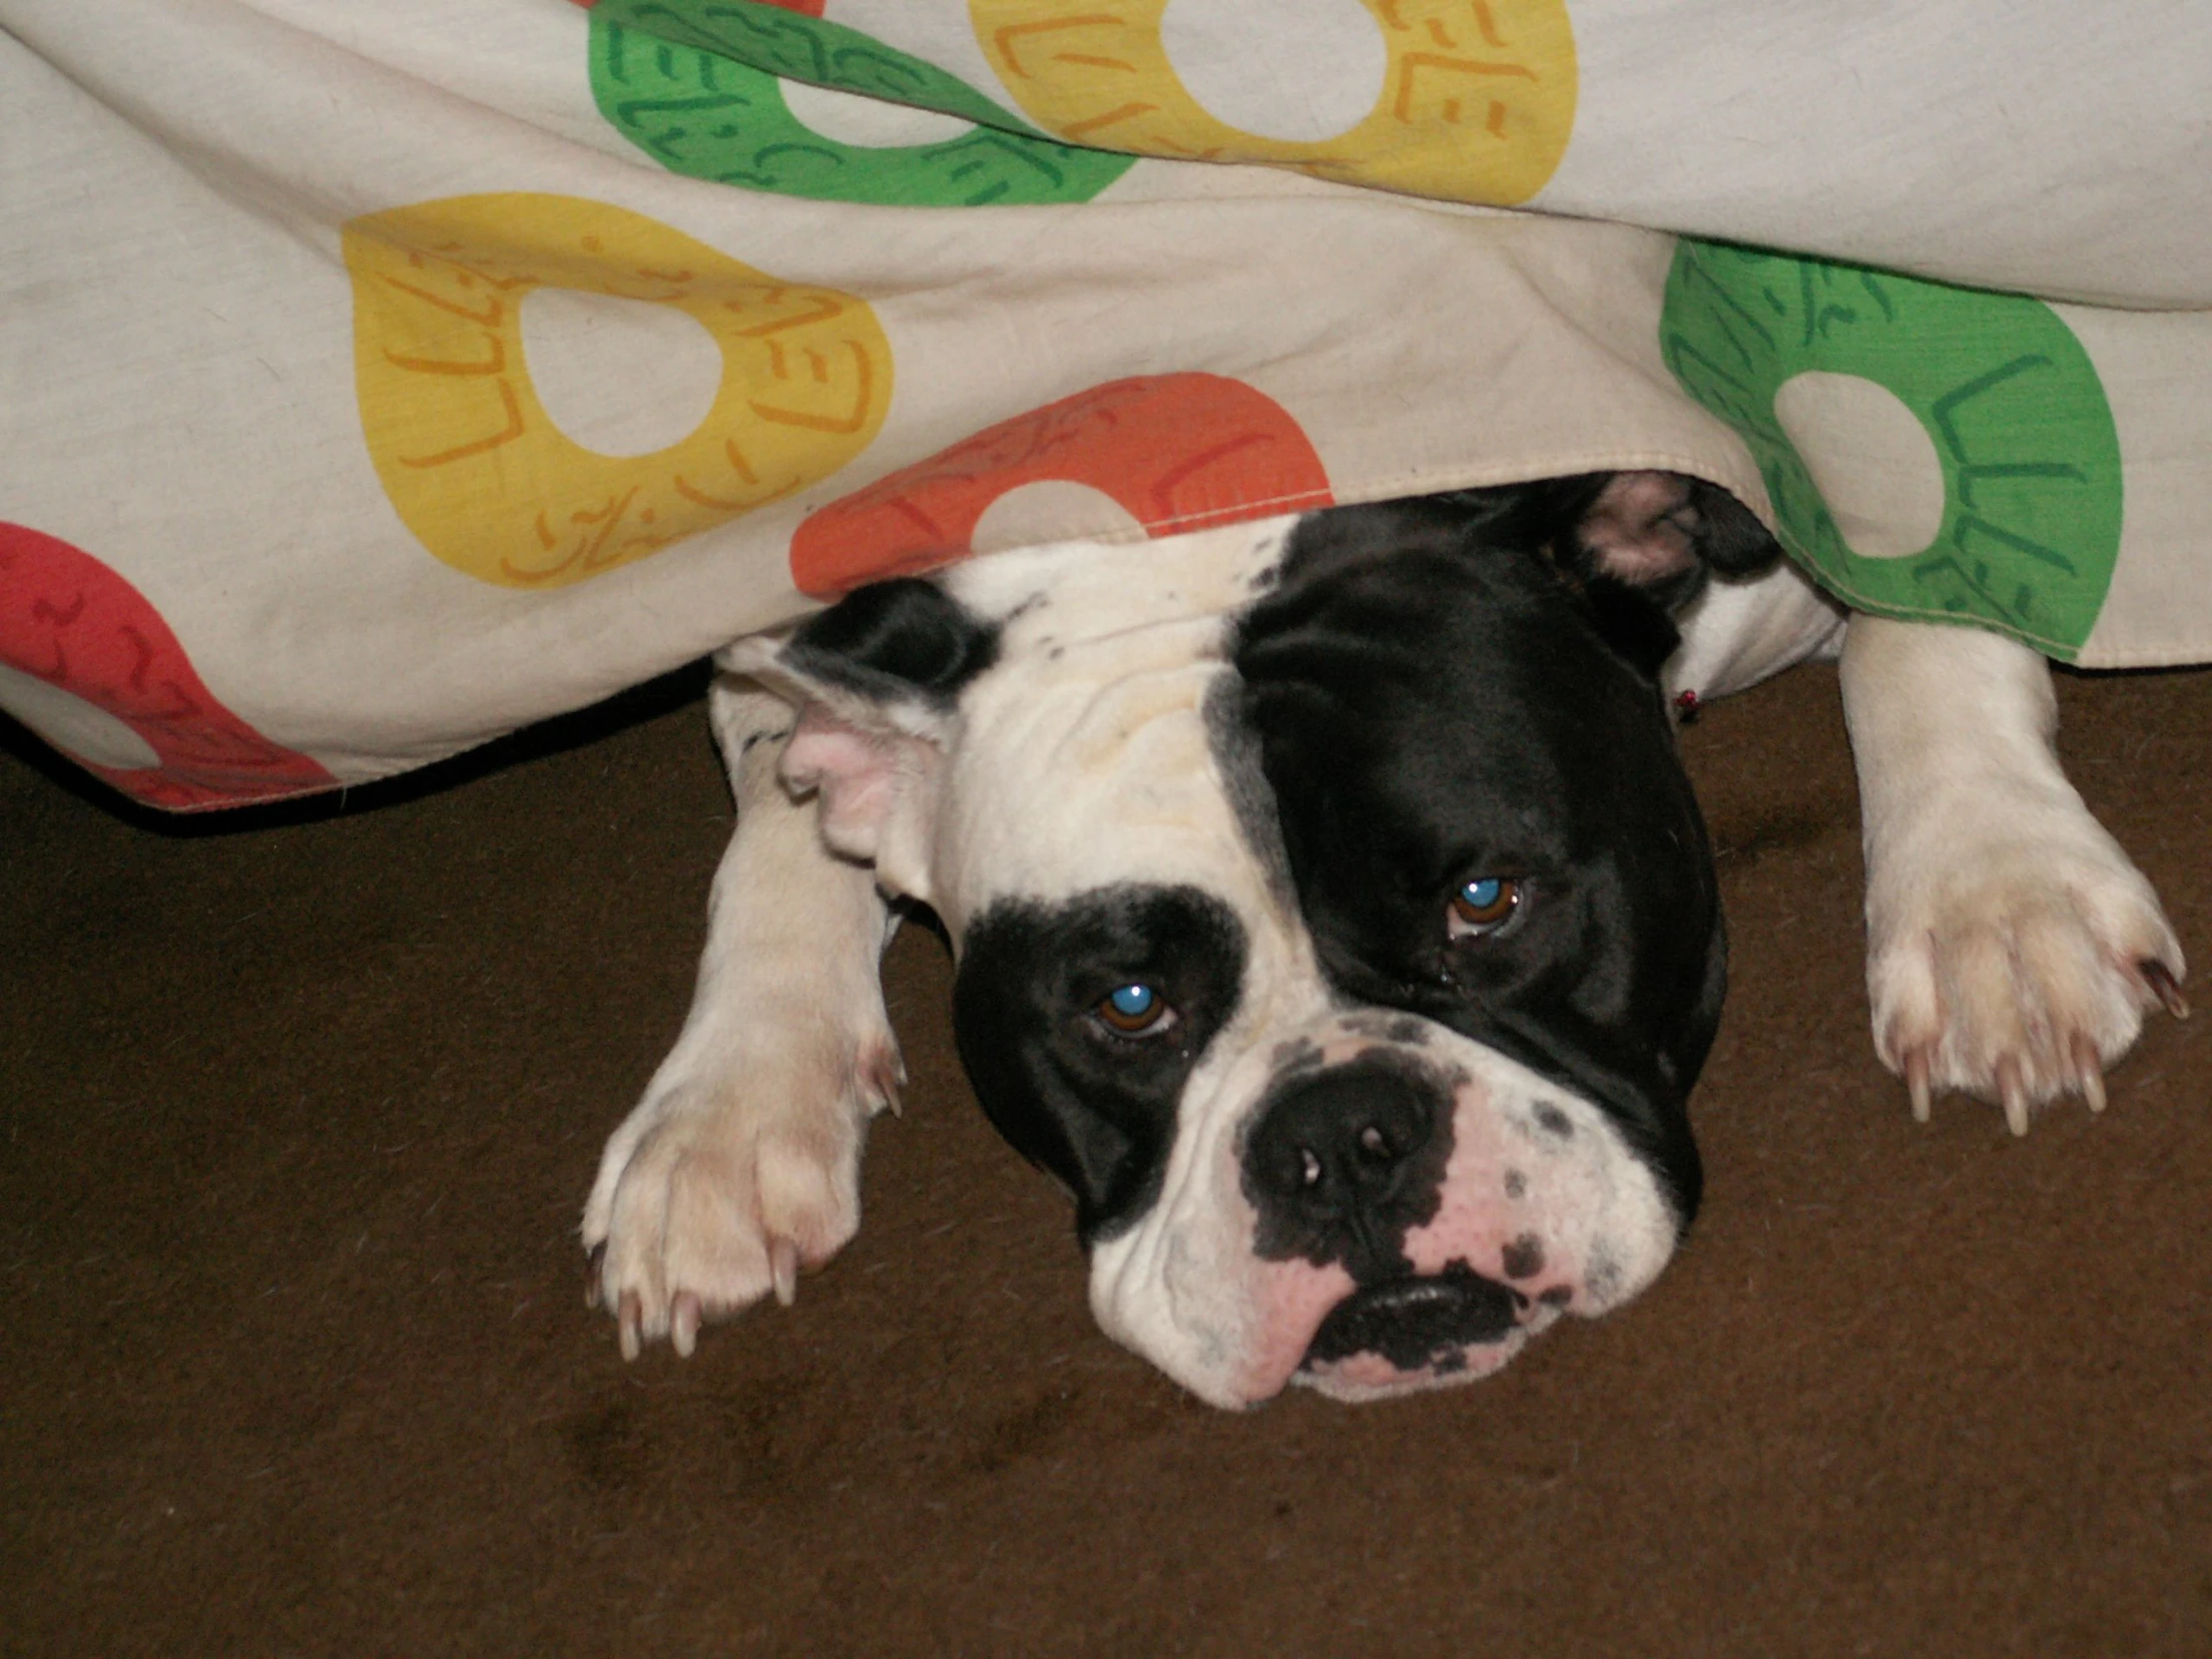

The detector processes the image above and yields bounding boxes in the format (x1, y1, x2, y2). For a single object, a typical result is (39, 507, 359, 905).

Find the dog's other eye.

(1094, 982, 1178, 1038)
(1447, 876, 1522, 939)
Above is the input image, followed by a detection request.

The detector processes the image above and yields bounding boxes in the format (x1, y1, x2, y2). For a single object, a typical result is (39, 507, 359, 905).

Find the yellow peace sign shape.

(972, 0, 1575, 205)
(346, 193, 892, 588)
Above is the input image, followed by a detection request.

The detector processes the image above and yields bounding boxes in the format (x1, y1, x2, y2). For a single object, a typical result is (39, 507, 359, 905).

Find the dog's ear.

(1566, 471, 1780, 594)
(722, 578, 998, 897)
(1489, 471, 1782, 681)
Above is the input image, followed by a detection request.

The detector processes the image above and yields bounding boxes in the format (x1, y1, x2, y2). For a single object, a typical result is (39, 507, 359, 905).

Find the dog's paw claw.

(2142, 957, 2190, 1020)
(1868, 834, 2182, 1132)
(582, 1034, 890, 1360)
(618, 1290, 644, 1363)
(861, 1040, 907, 1117)
(770, 1238, 800, 1309)
(1996, 1055, 2028, 1138)
(1905, 1047, 1933, 1124)
(1897, 1021, 2135, 1130)
(671, 1291, 702, 1359)
(2072, 1032, 2107, 1115)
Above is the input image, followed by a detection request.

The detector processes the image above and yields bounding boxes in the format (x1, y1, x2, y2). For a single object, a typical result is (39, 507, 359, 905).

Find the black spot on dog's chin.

(1500, 1234, 1545, 1280)
(1304, 1263, 1521, 1373)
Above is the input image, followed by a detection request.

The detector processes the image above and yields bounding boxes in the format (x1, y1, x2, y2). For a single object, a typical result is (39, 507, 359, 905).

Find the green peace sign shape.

(589, 0, 1135, 206)
(1661, 241, 2123, 660)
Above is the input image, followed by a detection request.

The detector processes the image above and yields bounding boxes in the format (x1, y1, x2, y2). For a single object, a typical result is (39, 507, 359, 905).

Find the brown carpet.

(5, 656, 2208, 1658)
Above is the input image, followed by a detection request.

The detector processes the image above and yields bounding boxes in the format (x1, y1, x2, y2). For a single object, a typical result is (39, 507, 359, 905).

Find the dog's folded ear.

(720, 578, 998, 896)
(1480, 470, 1783, 681)
(1566, 471, 1781, 593)
(765, 577, 999, 718)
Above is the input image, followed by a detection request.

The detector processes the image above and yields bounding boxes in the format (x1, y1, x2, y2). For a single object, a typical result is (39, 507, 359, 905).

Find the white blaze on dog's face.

(738, 479, 1762, 1406)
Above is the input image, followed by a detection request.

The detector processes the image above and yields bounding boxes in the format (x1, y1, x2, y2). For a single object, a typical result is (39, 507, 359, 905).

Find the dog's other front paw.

(1868, 830, 2186, 1134)
(581, 1031, 902, 1360)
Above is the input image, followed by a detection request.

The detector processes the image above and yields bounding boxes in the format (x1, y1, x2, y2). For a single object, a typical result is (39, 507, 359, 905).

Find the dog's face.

(737, 475, 1772, 1406)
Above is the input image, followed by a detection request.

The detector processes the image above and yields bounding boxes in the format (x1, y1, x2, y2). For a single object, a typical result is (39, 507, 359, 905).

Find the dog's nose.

(1242, 1056, 1449, 1273)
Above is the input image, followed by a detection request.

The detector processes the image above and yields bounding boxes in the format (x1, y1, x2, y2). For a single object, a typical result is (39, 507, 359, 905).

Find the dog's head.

(734, 473, 1776, 1406)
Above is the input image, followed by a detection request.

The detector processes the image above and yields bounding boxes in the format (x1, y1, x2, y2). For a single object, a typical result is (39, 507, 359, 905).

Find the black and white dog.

(582, 473, 2186, 1406)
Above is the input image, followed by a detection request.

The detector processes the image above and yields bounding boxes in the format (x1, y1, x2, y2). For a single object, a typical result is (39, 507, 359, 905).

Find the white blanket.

(4, 0, 2208, 809)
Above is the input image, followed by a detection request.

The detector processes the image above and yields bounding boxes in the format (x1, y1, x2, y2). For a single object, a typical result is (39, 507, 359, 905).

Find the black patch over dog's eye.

(954, 885, 1246, 1243)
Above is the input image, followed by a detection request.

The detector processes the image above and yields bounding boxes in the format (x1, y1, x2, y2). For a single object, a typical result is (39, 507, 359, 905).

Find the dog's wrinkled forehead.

(944, 525, 1308, 933)
(741, 521, 1299, 933)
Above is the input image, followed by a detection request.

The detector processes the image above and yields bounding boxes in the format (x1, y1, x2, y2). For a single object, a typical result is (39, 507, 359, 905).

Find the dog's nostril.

(1300, 1126, 1401, 1186)
(1248, 1059, 1442, 1216)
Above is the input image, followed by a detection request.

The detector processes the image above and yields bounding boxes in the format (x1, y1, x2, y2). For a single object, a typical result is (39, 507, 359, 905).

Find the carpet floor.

(5, 655, 2208, 1658)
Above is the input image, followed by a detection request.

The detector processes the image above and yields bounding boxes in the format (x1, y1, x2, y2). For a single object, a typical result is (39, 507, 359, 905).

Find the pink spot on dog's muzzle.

(1206, 1021, 1674, 1403)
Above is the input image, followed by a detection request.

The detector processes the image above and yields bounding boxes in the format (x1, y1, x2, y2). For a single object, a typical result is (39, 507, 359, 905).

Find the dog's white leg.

(582, 675, 902, 1358)
(1840, 616, 2187, 1133)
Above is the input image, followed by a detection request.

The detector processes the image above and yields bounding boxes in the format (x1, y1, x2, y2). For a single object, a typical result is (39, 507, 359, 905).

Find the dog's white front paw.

(1868, 824, 2186, 1134)
(582, 1030, 901, 1359)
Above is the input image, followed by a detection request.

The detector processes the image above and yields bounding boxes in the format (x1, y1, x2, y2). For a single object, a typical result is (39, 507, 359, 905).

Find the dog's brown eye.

(1448, 876, 1521, 938)
(1094, 982, 1177, 1037)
